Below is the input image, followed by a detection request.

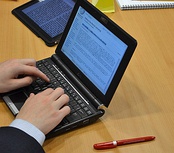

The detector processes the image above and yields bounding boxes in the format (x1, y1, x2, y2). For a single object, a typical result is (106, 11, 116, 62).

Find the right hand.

(16, 88, 70, 135)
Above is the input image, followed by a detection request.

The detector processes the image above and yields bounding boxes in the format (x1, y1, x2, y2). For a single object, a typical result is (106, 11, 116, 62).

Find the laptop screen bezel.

(55, 0, 137, 107)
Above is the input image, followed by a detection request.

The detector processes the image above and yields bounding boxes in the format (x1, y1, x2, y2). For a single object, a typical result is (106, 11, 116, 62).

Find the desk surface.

(0, 0, 174, 153)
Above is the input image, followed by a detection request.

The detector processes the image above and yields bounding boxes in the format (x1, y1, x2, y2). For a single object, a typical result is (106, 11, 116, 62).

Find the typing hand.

(0, 59, 49, 93)
(16, 88, 70, 135)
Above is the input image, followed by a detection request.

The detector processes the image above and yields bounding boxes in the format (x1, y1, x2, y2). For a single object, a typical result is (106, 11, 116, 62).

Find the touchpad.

(8, 91, 28, 110)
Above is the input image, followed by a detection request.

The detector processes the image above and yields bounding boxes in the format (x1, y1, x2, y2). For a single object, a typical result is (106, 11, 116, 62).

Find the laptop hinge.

(51, 54, 104, 110)
(93, 99, 105, 110)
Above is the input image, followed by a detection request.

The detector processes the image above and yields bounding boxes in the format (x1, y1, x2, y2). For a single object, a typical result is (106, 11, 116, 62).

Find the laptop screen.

(61, 6, 128, 95)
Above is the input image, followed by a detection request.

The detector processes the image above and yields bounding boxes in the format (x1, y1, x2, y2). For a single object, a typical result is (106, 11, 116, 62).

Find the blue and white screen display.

(61, 7, 128, 94)
(22, 0, 75, 37)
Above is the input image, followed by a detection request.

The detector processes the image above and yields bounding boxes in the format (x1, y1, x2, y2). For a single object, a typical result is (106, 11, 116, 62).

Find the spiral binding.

(117, 0, 174, 10)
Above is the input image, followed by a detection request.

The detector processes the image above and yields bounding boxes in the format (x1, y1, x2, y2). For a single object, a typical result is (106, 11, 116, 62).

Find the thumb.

(12, 76, 35, 89)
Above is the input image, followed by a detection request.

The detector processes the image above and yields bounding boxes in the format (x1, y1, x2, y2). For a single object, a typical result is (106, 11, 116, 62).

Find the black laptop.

(2, 0, 137, 138)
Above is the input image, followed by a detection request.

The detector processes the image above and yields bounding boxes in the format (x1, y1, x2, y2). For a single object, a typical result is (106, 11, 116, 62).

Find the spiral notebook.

(116, 0, 174, 10)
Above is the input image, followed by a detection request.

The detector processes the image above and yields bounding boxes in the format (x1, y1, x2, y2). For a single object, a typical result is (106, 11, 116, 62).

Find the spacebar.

(66, 112, 81, 123)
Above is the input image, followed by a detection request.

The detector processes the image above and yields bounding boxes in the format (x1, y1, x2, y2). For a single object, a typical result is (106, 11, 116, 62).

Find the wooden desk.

(0, 0, 174, 153)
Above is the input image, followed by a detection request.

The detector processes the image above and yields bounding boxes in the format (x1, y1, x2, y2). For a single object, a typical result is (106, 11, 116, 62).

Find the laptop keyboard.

(25, 58, 94, 126)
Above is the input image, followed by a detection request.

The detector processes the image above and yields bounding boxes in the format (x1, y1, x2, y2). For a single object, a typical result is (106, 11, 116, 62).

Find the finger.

(9, 76, 34, 90)
(19, 59, 36, 66)
(22, 93, 35, 105)
(39, 88, 54, 95)
(54, 94, 69, 109)
(49, 88, 65, 101)
(57, 106, 71, 120)
(20, 65, 50, 82)
(29, 93, 35, 97)
(19, 59, 49, 82)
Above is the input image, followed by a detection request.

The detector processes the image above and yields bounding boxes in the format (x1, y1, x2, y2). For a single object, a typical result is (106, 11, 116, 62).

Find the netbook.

(2, 0, 137, 138)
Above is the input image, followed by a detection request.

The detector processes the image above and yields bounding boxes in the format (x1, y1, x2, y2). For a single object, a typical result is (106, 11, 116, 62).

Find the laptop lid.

(54, 0, 137, 107)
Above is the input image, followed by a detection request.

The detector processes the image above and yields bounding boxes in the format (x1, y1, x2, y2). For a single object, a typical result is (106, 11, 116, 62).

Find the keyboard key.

(77, 109, 87, 118)
(66, 112, 81, 122)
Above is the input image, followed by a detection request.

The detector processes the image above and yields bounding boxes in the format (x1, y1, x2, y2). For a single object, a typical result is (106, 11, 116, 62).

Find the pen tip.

(152, 136, 156, 140)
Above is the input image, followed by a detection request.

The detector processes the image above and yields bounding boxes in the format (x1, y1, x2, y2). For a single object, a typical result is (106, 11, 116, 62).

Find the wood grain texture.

(0, 0, 174, 153)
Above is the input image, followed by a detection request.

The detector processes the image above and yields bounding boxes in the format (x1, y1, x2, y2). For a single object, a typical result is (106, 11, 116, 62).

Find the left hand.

(0, 59, 49, 93)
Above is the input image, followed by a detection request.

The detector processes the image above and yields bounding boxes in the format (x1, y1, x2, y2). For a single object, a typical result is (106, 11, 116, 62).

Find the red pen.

(93, 136, 155, 150)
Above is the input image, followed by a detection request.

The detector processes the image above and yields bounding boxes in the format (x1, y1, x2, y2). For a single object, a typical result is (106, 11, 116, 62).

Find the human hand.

(16, 88, 70, 135)
(0, 59, 49, 93)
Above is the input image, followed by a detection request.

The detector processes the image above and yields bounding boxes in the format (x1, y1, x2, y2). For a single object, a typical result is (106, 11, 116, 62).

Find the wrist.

(10, 119, 46, 146)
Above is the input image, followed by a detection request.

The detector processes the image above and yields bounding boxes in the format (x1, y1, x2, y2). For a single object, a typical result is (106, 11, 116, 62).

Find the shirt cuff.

(9, 119, 45, 146)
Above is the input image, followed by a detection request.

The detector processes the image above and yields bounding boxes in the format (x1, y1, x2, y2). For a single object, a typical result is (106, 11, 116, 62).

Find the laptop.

(2, 0, 137, 138)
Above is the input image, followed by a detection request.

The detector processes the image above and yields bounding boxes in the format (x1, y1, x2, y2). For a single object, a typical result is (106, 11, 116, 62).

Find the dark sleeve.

(0, 126, 45, 153)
